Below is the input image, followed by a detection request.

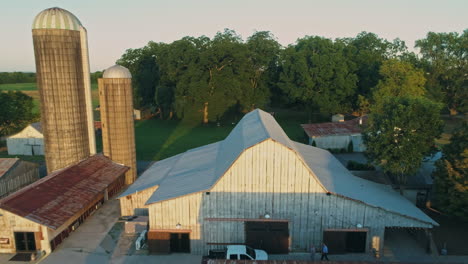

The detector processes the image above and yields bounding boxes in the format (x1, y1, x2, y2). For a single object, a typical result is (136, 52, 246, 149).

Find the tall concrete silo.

(32, 7, 96, 173)
(99, 65, 137, 184)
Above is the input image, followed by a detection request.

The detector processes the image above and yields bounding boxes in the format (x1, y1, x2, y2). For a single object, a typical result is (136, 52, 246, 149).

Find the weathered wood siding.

(0, 161, 39, 198)
(146, 139, 431, 255)
(148, 192, 204, 252)
(120, 186, 158, 216)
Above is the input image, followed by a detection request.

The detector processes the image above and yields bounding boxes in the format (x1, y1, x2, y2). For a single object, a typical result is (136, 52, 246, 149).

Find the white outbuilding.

(6, 122, 44, 156)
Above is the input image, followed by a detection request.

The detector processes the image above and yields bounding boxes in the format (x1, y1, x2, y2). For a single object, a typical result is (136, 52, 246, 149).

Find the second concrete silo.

(99, 65, 137, 184)
(32, 7, 96, 173)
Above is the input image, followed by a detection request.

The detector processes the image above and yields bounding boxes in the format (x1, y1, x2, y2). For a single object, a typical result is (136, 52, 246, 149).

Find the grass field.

(0, 82, 100, 115)
(118, 108, 309, 161)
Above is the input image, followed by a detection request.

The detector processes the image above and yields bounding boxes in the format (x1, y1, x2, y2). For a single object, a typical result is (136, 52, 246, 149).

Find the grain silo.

(32, 7, 96, 173)
(99, 65, 137, 184)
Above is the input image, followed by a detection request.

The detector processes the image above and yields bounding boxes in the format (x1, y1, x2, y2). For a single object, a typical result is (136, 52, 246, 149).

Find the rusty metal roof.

(301, 116, 368, 138)
(0, 154, 128, 229)
(0, 158, 19, 178)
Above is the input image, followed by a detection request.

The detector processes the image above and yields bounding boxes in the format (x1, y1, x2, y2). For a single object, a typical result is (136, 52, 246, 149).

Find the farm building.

(6, 122, 44, 156)
(0, 159, 39, 199)
(0, 154, 127, 254)
(119, 109, 436, 256)
(301, 116, 367, 152)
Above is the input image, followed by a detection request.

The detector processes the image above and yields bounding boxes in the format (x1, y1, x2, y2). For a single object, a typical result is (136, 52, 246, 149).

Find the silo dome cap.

(33, 7, 82, 31)
(103, 65, 132, 79)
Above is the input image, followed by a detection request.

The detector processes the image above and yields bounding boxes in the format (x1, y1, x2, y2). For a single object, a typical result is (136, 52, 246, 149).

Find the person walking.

(321, 243, 329, 261)
(310, 244, 316, 261)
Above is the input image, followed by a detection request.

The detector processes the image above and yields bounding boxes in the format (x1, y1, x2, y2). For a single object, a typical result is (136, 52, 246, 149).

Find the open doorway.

(14, 232, 36, 252)
(170, 233, 190, 253)
(148, 231, 190, 254)
(323, 229, 367, 254)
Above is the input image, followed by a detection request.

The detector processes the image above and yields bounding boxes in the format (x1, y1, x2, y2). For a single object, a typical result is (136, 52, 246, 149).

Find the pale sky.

(1, 0, 466, 72)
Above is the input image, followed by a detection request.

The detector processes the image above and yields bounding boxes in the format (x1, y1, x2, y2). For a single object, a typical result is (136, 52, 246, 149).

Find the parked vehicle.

(202, 245, 268, 263)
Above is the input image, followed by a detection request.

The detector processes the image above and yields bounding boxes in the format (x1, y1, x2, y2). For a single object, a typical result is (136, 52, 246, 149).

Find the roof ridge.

(256, 110, 273, 140)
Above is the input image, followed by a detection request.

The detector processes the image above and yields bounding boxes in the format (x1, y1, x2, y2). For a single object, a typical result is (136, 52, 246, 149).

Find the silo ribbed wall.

(33, 29, 90, 173)
(99, 78, 137, 184)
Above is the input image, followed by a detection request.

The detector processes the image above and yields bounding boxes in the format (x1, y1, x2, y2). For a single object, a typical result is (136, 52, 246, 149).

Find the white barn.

(6, 122, 44, 156)
(119, 110, 436, 256)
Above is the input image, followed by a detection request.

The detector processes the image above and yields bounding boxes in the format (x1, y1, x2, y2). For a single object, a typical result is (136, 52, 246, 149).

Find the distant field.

(0, 82, 100, 115)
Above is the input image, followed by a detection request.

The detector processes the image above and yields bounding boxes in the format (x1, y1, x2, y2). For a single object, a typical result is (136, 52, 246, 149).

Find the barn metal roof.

(0, 158, 19, 178)
(294, 142, 437, 226)
(126, 109, 436, 225)
(119, 153, 183, 197)
(301, 116, 368, 137)
(0, 154, 128, 229)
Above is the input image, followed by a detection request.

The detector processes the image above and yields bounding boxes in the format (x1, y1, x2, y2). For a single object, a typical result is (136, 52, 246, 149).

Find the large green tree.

(339, 32, 408, 111)
(372, 59, 426, 102)
(433, 124, 468, 219)
(364, 96, 443, 185)
(169, 30, 252, 123)
(0, 91, 37, 136)
(244, 31, 281, 111)
(117, 45, 161, 108)
(278, 36, 357, 114)
(415, 30, 468, 114)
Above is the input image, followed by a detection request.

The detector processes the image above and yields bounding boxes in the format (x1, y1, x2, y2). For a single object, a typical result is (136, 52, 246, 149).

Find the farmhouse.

(6, 122, 44, 156)
(0, 154, 128, 254)
(0, 158, 39, 199)
(119, 109, 436, 256)
(301, 116, 367, 152)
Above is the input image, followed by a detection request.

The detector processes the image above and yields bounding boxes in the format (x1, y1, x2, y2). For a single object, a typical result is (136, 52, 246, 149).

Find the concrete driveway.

(40, 199, 120, 264)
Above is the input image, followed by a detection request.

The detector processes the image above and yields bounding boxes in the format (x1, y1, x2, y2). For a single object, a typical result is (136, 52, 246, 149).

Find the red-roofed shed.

(301, 116, 367, 152)
(0, 154, 128, 254)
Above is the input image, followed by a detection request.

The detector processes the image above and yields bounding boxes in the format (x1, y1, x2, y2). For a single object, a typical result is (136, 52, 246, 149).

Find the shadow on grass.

(134, 119, 235, 161)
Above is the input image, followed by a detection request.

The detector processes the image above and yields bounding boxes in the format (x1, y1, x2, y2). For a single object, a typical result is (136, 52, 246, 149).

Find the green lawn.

(133, 119, 234, 160)
(130, 108, 311, 161)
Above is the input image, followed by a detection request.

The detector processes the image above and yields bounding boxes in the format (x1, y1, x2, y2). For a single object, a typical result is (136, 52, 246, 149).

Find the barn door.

(323, 231, 346, 254)
(148, 231, 170, 254)
(170, 233, 190, 253)
(323, 230, 367, 254)
(245, 221, 289, 254)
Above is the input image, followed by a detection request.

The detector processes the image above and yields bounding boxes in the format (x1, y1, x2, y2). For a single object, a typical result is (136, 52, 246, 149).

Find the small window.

(229, 254, 238, 260)
(240, 254, 251, 260)
(206, 192, 210, 195)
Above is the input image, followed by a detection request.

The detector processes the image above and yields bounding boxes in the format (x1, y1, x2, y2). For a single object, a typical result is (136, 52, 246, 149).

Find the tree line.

(117, 29, 467, 123)
(0, 72, 36, 84)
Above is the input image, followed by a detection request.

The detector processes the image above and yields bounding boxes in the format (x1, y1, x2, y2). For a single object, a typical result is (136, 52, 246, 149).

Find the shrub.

(347, 160, 375, 170)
